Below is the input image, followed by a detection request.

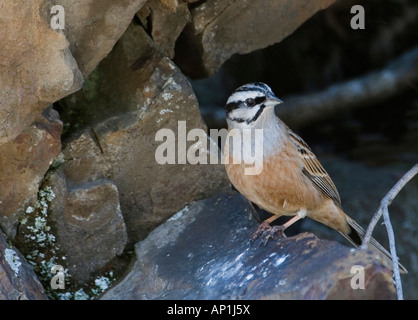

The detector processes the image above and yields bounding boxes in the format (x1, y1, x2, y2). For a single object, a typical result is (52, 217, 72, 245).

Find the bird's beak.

(264, 94, 283, 107)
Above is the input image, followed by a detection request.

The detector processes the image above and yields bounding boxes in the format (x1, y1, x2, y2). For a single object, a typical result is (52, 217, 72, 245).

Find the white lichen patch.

(24, 199, 55, 247)
(19, 185, 70, 299)
(74, 289, 90, 300)
(5, 248, 21, 276)
(39, 186, 56, 202)
(26, 206, 35, 214)
(162, 92, 173, 101)
(94, 276, 111, 292)
(159, 108, 173, 115)
(20, 184, 118, 300)
(56, 292, 73, 300)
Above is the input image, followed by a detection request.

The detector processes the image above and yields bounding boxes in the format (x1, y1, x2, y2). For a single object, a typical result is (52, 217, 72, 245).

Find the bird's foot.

(251, 221, 287, 246)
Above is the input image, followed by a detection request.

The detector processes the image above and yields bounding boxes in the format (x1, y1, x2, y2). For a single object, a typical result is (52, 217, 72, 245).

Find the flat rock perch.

(102, 191, 396, 300)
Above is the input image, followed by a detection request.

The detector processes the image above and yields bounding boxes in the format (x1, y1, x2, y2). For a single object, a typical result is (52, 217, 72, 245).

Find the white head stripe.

(226, 90, 265, 105)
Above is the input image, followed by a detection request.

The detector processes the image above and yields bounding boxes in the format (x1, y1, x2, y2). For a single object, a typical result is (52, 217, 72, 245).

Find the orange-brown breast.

(225, 137, 351, 234)
(226, 139, 323, 215)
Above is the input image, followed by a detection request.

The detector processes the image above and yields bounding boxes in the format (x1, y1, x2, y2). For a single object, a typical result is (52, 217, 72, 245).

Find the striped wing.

(288, 130, 342, 207)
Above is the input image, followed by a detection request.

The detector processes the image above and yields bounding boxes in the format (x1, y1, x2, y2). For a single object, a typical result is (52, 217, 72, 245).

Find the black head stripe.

(231, 117, 246, 123)
(234, 86, 265, 94)
(226, 95, 266, 111)
(253, 82, 271, 91)
(246, 104, 266, 124)
(226, 82, 273, 123)
(225, 101, 241, 112)
(253, 96, 266, 106)
(235, 82, 271, 93)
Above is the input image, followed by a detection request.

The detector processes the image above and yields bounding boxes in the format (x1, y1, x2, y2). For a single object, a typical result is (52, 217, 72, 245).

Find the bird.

(223, 82, 407, 273)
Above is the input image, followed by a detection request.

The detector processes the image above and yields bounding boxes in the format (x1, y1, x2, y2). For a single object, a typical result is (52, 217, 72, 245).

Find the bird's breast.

(225, 139, 324, 216)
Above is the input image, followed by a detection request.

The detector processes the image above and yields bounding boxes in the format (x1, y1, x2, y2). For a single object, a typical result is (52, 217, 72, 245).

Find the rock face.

(47, 170, 128, 283)
(0, 108, 63, 238)
(137, 0, 191, 59)
(44, 0, 148, 77)
(174, 0, 335, 78)
(0, 0, 82, 145)
(101, 191, 396, 300)
(0, 230, 48, 300)
(0, 0, 81, 237)
(60, 23, 230, 245)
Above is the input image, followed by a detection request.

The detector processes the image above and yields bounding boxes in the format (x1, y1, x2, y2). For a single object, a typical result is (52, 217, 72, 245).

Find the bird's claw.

(251, 221, 287, 246)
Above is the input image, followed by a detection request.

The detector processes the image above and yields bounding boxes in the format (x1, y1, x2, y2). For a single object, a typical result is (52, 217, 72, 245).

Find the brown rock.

(45, 0, 148, 77)
(174, 0, 335, 78)
(0, 108, 63, 237)
(62, 131, 112, 184)
(137, 0, 191, 58)
(61, 23, 229, 245)
(0, 0, 82, 145)
(48, 170, 128, 283)
(0, 230, 48, 300)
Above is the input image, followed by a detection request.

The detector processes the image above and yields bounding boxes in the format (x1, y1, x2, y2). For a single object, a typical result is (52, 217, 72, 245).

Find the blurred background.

(190, 0, 418, 298)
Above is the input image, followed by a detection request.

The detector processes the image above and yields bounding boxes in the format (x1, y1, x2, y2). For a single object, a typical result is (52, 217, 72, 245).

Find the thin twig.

(360, 162, 418, 300)
(361, 163, 418, 248)
(382, 205, 403, 300)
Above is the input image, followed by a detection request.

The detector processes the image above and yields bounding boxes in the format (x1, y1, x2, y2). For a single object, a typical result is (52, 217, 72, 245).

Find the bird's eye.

(246, 98, 255, 107)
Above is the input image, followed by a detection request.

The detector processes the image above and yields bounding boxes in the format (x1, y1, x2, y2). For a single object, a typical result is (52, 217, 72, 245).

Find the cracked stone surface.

(102, 191, 396, 300)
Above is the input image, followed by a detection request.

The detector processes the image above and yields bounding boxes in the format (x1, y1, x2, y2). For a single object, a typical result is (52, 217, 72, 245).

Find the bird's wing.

(287, 130, 342, 207)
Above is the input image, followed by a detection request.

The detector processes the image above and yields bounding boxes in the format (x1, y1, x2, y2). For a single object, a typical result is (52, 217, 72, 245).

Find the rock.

(62, 131, 112, 184)
(0, 230, 48, 300)
(0, 108, 63, 238)
(296, 156, 417, 299)
(101, 191, 396, 300)
(44, 0, 148, 77)
(46, 169, 128, 284)
(0, 0, 82, 145)
(137, 0, 191, 58)
(174, 0, 335, 78)
(13, 130, 127, 287)
(60, 23, 229, 245)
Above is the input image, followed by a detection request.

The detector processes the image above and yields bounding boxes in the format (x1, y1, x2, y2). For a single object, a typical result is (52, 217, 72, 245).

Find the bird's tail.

(339, 216, 407, 274)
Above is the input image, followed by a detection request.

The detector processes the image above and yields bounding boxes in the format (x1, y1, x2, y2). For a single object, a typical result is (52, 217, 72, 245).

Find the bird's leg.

(252, 209, 307, 245)
(251, 214, 282, 244)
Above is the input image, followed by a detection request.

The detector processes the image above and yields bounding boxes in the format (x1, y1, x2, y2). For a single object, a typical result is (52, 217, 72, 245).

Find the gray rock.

(102, 191, 396, 300)
(47, 170, 128, 283)
(174, 0, 335, 78)
(0, 230, 48, 300)
(297, 156, 417, 299)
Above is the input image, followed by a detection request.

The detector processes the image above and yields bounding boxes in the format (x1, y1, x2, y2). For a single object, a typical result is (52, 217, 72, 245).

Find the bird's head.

(225, 82, 283, 128)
